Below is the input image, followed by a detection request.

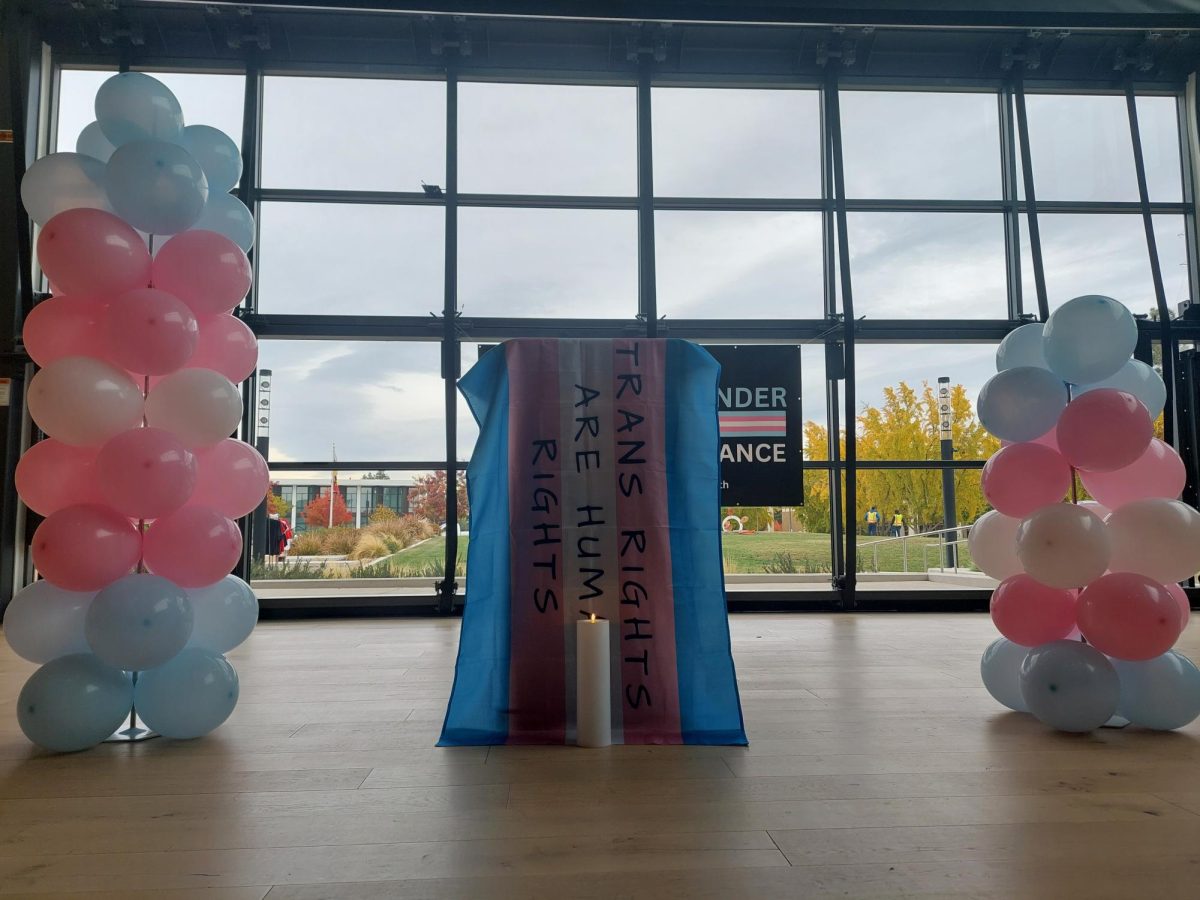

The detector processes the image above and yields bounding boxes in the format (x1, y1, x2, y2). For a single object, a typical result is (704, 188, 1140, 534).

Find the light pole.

(938, 376, 958, 568)
(251, 369, 272, 562)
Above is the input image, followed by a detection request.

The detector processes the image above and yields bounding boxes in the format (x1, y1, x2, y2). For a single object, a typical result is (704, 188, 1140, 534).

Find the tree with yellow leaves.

(795, 380, 1000, 533)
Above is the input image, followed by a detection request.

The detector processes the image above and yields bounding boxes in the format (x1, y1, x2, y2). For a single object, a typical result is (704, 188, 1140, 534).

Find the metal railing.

(859, 524, 972, 573)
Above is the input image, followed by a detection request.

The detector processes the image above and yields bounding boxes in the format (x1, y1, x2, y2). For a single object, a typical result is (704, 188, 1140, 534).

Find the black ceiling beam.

(26, 2, 1200, 87)
(96, 2, 1200, 32)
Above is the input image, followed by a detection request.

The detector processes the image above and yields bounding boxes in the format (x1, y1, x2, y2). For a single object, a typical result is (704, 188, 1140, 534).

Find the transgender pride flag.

(438, 338, 747, 747)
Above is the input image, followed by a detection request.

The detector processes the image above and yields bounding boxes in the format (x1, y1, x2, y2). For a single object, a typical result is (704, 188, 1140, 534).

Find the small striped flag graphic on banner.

(718, 410, 787, 437)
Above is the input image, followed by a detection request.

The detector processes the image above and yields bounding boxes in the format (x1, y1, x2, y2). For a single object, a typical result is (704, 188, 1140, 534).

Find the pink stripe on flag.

(612, 339, 682, 744)
(505, 340, 566, 743)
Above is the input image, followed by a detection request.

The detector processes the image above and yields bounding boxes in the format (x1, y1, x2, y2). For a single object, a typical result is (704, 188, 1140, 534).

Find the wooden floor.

(2, 613, 1200, 899)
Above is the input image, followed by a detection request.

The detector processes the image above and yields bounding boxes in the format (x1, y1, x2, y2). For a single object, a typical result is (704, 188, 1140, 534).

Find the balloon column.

(974, 295, 1200, 733)
(6, 73, 265, 752)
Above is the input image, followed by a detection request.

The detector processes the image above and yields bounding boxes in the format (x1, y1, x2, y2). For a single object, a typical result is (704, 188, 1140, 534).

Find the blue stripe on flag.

(438, 348, 511, 746)
(665, 340, 749, 746)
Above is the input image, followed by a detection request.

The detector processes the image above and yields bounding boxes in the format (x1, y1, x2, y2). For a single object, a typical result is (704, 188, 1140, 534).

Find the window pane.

(256, 202, 443, 315)
(57, 70, 245, 154)
(1020, 214, 1189, 315)
(262, 76, 444, 190)
(855, 468, 983, 581)
(457, 208, 637, 317)
(652, 88, 821, 198)
(457, 341, 826, 462)
(848, 213, 1008, 318)
(840, 90, 1001, 199)
(259, 341, 443, 462)
(1022, 94, 1182, 202)
(656, 211, 823, 318)
(853, 343, 1000, 462)
(459, 82, 635, 195)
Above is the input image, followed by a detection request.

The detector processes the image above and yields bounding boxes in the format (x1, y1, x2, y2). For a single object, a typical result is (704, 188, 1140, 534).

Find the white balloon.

(980, 637, 1029, 712)
(145, 368, 242, 448)
(76, 121, 117, 162)
(3, 580, 94, 664)
(968, 510, 1024, 580)
(1106, 498, 1200, 583)
(1016, 503, 1110, 589)
(996, 322, 1048, 371)
(1074, 359, 1166, 420)
(20, 152, 110, 226)
(27, 356, 145, 447)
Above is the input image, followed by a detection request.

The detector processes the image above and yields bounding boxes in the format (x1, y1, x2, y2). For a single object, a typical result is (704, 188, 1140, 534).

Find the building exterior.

(271, 476, 414, 533)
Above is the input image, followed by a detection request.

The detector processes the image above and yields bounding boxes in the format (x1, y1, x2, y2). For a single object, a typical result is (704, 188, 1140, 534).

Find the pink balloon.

(990, 574, 1078, 646)
(31, 504, 141, 591)
(188, 315, 258, 383)
(1003, 427, 1059, 451)
(1079, 438, 1185, 510)
(22, 295, 109, 366)
(192, 439, 269, 518)
(36, 208, 151, 296)
(95, 427, 198, 520)
(1057, 389, 1152, 472)
(1164, 582, 1191, 628)
(15, 440, 104, 516)
(104, 288, 199, 376)
(143, 505, 242, 588)
(151, 230, 251, 317)
(1077, 572, 1184, 661)
(982, 442, 1072, 518)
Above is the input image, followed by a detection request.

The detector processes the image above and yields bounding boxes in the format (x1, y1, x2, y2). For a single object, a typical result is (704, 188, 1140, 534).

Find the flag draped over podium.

(439, 338, 747, 747)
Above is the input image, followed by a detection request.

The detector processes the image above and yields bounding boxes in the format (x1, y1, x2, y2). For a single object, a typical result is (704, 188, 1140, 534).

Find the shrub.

(288, 531, 324, 556)
(349, 532, 392, 561)
(363, 515, 437, 548)
(368, 505, 399, 523)
(320, 527, 359, 555)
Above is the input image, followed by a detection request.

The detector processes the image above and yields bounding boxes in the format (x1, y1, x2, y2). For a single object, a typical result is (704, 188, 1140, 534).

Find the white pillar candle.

(576, 613, 612, 748)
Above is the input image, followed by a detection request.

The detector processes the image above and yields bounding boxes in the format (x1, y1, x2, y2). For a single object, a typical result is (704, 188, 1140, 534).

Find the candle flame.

(590, 612, 597, 623)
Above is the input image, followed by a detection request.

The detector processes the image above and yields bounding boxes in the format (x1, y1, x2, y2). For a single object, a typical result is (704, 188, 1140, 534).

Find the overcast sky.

(56, 70, 1191, 472)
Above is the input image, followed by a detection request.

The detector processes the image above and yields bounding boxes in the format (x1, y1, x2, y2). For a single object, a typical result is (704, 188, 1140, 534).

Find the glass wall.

(44, 61, 1196, 607)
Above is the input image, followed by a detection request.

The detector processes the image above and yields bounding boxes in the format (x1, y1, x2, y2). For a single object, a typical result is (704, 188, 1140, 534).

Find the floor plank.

(0, 613, 1198, 897)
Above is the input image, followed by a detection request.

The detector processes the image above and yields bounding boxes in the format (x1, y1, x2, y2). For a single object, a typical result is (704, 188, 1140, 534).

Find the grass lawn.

(371, 531, 971, 576)
(719, 530, 971, 573)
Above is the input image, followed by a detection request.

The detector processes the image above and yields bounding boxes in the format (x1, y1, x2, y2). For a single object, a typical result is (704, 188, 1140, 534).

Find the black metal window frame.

(5, 15, 1200, 615)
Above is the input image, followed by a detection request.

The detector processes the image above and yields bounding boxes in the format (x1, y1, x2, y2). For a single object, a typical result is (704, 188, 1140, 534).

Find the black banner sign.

(705, 345, 803, 507)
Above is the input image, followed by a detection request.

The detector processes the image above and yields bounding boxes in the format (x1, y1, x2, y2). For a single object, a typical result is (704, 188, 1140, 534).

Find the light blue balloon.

(76, 120, 117, 163)
(1074, 359, 1166, 420)
(981, 637, 1029, 712)
(187, 576, 258, 654)
(1113, 651, 1200, 730)
(1043, 295, 1137, 385)
(977, 366, 1069, 443)
(4, 580, 93, 664)
(85, 574, 193, 672)
(20, 152, 110, 226)
(18, 654, 132, 752)
(95, 72, 184, 146)
(1020, 640, 1119, 732)
(192, 191, 255, 251)
(996, 322, 1048, 371)
(178, 125, 242, 194)
(105, 139, 208, 235)
(135, 647, 238, 739)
